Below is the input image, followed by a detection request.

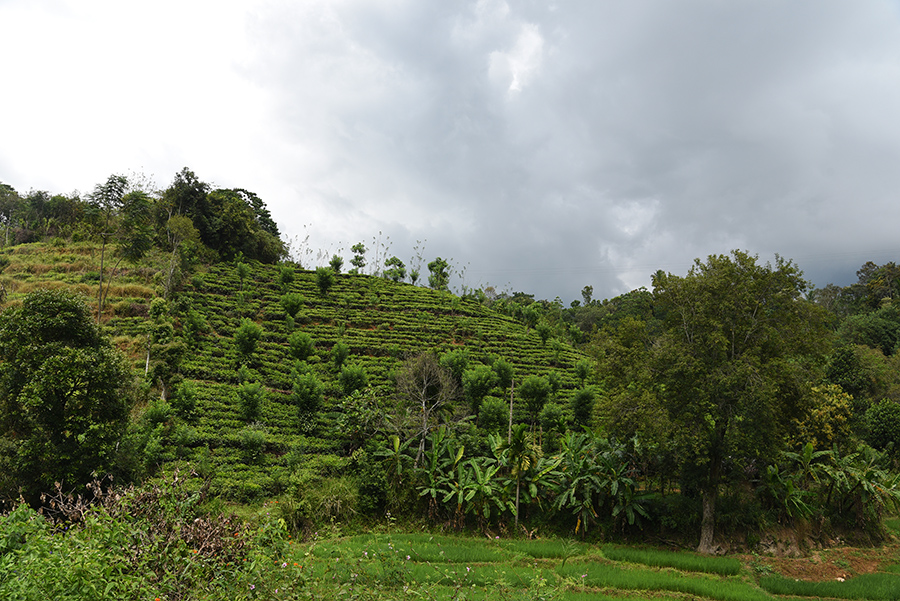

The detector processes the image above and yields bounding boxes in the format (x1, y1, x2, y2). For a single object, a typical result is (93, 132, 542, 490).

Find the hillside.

(0, 240, 589, 503)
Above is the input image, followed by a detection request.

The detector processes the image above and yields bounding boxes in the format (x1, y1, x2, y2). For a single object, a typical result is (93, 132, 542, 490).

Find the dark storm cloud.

(250, 0, 900, 302)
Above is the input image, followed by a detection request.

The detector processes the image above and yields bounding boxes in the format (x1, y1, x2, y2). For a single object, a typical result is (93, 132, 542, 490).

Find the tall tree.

(0, 290, 132, 500)
(394, 353, 459, 466)
(89, 174, 128, 322)
(428, 257, 451, 291)
(651, 251, 829, 553)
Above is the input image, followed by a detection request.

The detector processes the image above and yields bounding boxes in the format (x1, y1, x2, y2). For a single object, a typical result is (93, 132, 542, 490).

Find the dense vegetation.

(4, 171, 900, 597)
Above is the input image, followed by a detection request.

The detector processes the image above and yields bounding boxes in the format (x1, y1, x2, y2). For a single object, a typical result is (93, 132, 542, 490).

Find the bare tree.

(394, 353, 459, 466)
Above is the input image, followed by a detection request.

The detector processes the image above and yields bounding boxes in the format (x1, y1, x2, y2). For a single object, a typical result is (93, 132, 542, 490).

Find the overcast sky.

(3, 0, 900, 303)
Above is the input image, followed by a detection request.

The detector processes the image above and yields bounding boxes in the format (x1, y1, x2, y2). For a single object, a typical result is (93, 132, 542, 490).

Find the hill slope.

(0, 242, 588, 502)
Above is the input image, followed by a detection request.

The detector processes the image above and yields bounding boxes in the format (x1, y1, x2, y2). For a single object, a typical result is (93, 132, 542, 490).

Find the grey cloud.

(248, 0, 900, 302)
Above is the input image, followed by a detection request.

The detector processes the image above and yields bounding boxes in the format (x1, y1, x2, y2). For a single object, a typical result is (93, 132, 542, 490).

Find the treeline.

(356, 252, 900, 552)
(4, 167, 900, 551)
(0, 168, 284, 266)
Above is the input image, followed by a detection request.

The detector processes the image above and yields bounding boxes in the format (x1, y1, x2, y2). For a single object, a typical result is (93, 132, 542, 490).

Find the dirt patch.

(740, 545, 900, 581)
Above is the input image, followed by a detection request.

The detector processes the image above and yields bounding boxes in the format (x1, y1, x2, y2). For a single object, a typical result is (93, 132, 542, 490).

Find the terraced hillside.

(0, 242, 590, 502)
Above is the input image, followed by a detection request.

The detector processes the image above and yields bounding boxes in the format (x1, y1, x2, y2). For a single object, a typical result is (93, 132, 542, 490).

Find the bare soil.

(738, 542, 900, 581)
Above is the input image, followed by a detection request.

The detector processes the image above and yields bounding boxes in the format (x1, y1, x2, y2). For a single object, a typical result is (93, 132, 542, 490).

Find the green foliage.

(574, 359, 592, 387)
(791, 384, 853, 449)
(237, 379, 265, 422)
(492, 357, 514, 391)
(339, 363, 368, 397)
(384, 256, 406, 282)
(233, 318, 262, 361)
(0, 289, 132, 500)
(350, 242, 367, 274)
(332, 340, 350, 369)
(518, 374, 551, 423)
(463, 364, 497, 415)
(867, 400, 900, 455)
(236, 261, 250, 291)
(478, 397, 507, 434)
(287, 330, 315, 361)
(838, 303, 900, 356)
(439, 348, 470, 384)
(826, 345, 871, 399)
(316, 266, 335, 295)
(280, 292, 304, 319)
(536, 320, 552, 344)
(293, 371, 325, 416)
(540, 402, 566, 453)
(170, 380, 198, 420)
(760, 573, 900, 600)
(601, 544, 741, 575)
(650, 251, 830, 551)
(277, 262, 295, 290)
(558, 561, 771, 601)
(329, 254, 343, 274)
(427, 257, 450, 291)
(240, 424, 267, 463)
(0, 472, 305, 600)
(569, 388, 595, 429)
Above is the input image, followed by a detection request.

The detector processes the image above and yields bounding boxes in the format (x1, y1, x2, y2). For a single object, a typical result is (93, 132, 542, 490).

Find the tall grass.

(500, 538, 590, 559)
(557, 561, 770, 601)
(759, 573, 900, 600)
(307, 533, 509, 563)
(602, 544, 742, 575)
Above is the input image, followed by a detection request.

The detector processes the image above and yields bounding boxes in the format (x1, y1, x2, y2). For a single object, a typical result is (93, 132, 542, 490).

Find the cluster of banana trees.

(378, 426, 652, 535)
(762, 442, 900, 531)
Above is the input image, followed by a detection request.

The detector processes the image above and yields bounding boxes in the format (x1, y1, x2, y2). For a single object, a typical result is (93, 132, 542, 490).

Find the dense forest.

(2, 169, 900, 597)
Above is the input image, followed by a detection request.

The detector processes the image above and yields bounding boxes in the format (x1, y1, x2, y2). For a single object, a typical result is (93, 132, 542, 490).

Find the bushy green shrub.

(237, 380, 266, 422)
(332, 340, 350, 369)
(293, 371, 325, 415)
(240, 425, 267, 463)
(280, 292, 304, 318)
(233, 318, 262, 360)
(288, 331, 316, 361)
(340, 363, 368, 396)
(867, 399, 900, 455)
(479, 397, 508, 434)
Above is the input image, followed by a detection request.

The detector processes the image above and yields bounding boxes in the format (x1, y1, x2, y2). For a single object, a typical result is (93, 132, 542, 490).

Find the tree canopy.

(0, 290, 133, 500)
(650, 251, 830, 552)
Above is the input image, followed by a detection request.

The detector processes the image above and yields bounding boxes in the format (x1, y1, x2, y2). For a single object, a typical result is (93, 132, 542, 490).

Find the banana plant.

(552, 430, 605, 536)
(465, 457, 514, 523)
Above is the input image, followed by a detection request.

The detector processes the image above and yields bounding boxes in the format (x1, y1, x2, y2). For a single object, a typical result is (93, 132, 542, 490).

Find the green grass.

(602, 544, 742, 575)
(760, 573, 900, 600)
(500, 538, 591, 559)
(557, 561, 769, 601)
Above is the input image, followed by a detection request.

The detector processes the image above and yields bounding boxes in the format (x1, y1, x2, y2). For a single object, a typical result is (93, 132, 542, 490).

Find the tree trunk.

(697, 486, 717, 554)
(697, 440, 724, 554)
(514, 477, 521, 530)
(97, 235, 106, 324)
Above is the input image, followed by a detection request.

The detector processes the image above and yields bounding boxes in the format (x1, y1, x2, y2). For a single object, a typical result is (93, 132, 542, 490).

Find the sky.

(3, 0, 900, 303)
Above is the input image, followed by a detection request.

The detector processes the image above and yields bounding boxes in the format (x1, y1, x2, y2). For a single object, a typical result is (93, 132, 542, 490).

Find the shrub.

(280, 292, 304, 319)
(479, 396, 508, 434)
(867, 399, 900, 455)
(233, 318, 262, 360)
(332, 340, 350, 369)
(340, 363, 368, 396)
(288, 331, 315, 361)
(293, 371, 325, 415)
(316, 267, 335, 295)
(237, 380, 265, 422)
(570, 387, 595, 429)
(277, 263, 295, 290)
(240, 425, 267, 463)
(170, 380, 198, 420)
